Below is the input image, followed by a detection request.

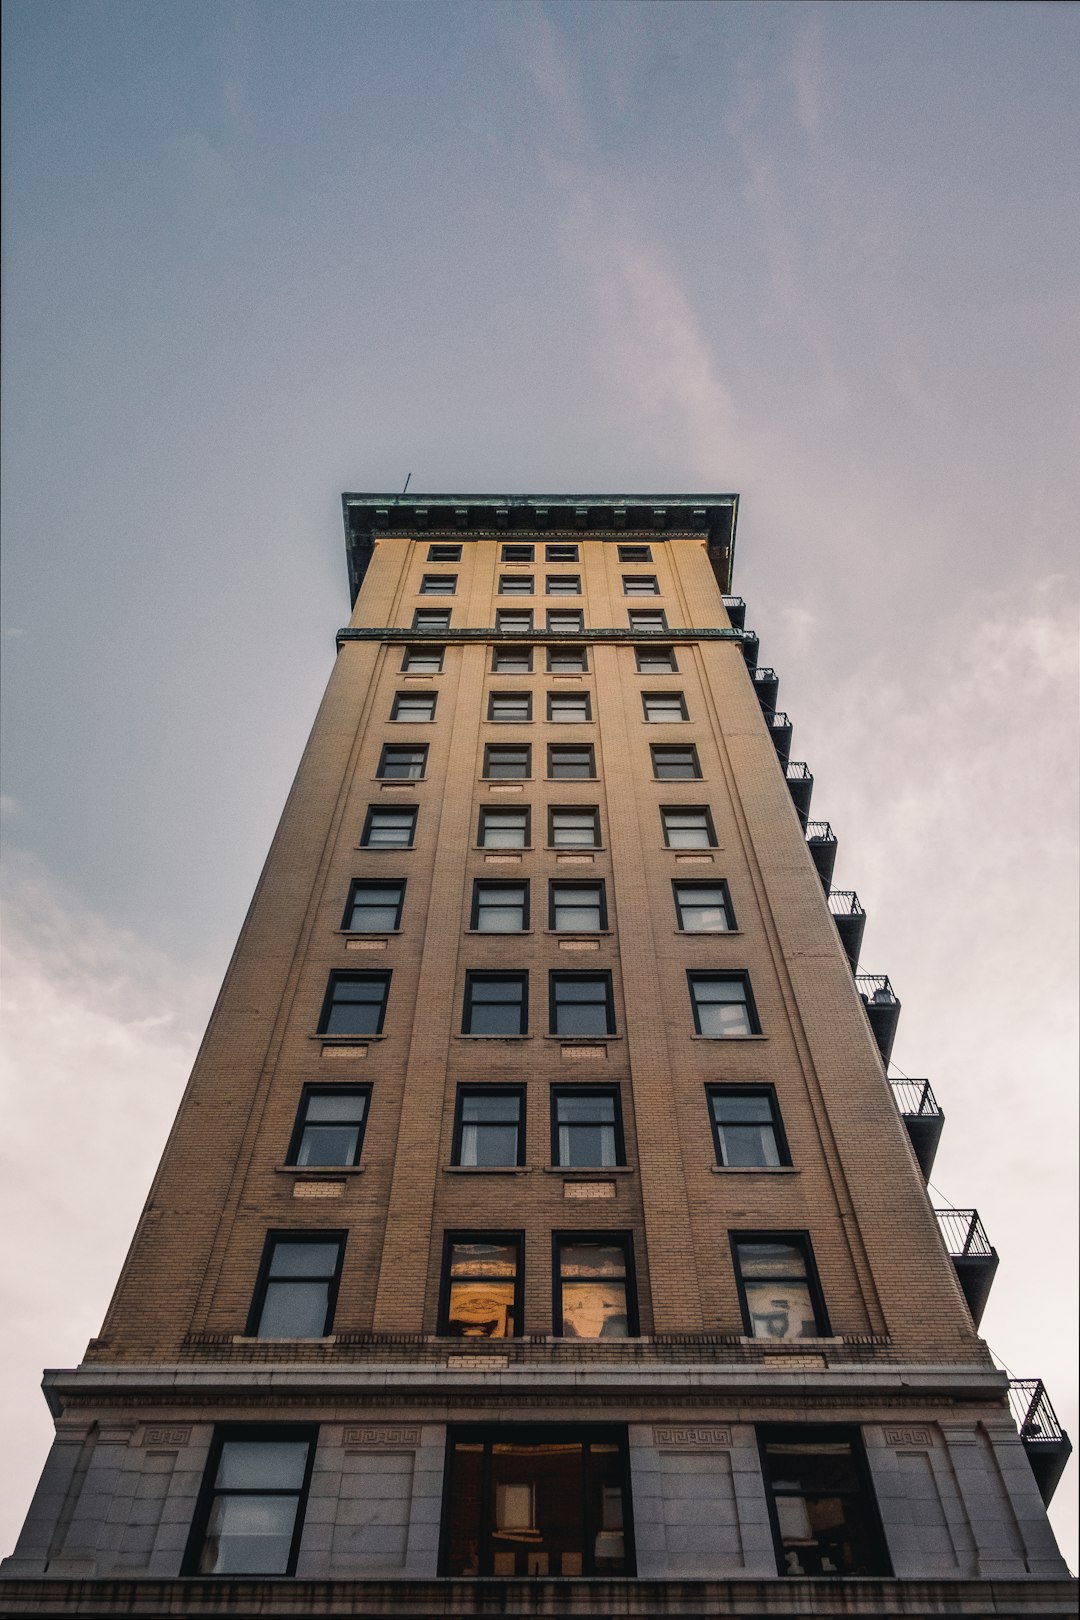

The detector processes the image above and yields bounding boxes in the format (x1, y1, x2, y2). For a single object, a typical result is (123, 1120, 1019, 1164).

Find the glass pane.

(694, 995, 752, 1037)
(267, 1241, 340, 1278)
(444, 1443, 485, 1575)
(713, 1094, 772, 1124)
(199, 1493, 298, 1574)
(551, 814, 596, 846)
(743, 1279, 818, 1341)
(489, 1442, 584, 1575)
(554, 902, 601, 930)
(350, 903, 399, 930)
(469, 1004, 523, 1034)
(460, 1122, 519, 1166)
(765, 1440, 862, 1494)
(481, 814, 527, 847)
(559, 1243, 626, 1278)
(719, 1123, 780, 1167)
(449, 1240, 519, 1276)
(774, 1492, 880, 1577)
(560, 1123, 616, 1167)
(305, 1092, 367, 1124)
(553, 1001, 608, 1036)
(447, 1279, 516, 1337)
(324, 998, 382, 1034)
(296, 1124, 360, 1165)
(473, 978, 523, 1001)
(557, 1094, 615, 1123)
(462, 1093, 521, 1123)
(561, 1279, 628, 1339)
(589, 1447, 628, 1572)
(215, 1439, 311, 1490)
(737, 1240, 808, 1277)
(257, 1280, 330, 1338)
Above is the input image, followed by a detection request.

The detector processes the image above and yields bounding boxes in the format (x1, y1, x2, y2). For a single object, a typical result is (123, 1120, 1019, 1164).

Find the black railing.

(805, 821, 837, 889)
(722, 595, 746, 629)
(889, 1079, 944, 1179)
(784, 760, 814, 825)
(763, 709, 793, 763)
(740, 629, 759, 669)
(1008, 1379, 1073, 1506)
(753, 666, 779, 708)
(828, 890, 865, 970)
(856, 974, 900, 1063)
(828, 890, 864, 919)
(934, 1208, 999, 1327)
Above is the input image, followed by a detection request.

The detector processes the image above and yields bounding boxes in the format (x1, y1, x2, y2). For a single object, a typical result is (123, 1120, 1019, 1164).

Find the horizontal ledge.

(339, 628, 746, 644)
(442, 1165, 533, 1175)
(690, 1034, 768, 1041)
(273, 1165, 365, 1176)
(542, 1165, 635, 1176)
(710, 1165, 800, 1175)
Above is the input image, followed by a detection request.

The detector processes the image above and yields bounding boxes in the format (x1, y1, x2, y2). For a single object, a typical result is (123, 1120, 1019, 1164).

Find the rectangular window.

(672, 879, 733, 932)
(248, 1233, 344, 1338)
(554, 1234, 635, 1337)
(651, 744, 701, 780)
(548, 806, 601, 848)
(495, 609, 533, 634)
(549, 880, 606, 932)
(547, 692, 592, 723)
(759, 1427, 890, 1577)
(472, 880, 529, 932)
(618, 544, 652, 562)
(550, 972, 615, 1036)
(707, 1086, 788, 1168)
(463, 972, 528, 1036)
(412, 608, 451, 631)
(427, 543, 461, 562)
(499, 574, 534, 595)
(318, 972, 390, 1035)
(660, 806, 715, 848)
(420, 574, 456, 595)
(288, 1087, 370, 1167)
(478, 807, 530, 848)
(502, 543, 534, 562)
(391, 691, 437, 722)
(635, 646, 677, 673)
(453, 1088, 525, 1167)
(688, 972, 758, 1037)
(343, 879, 405, 932)
(731, 1233, 829, 1341)
(547, 646, 588, 673)
(377, 744, 427, 780)
(484, 743, 531, 779)
(546, 543, 579, 561)
(401, 645, 444, 673)
(492, 645, 533, 672)
(547, 609, 584, 632)
(627, 610, 667, 631)
(361, 805, 417, 848)
(441, 1425, 633, 1577)
(182, 1426, 316, 1576)
(622, 575, 660, 596)
(440, 1235, 523, 1337)
(552, 1088, 623, 1167)
(488, 691, 532, 723)
(546, 575, 581, 595)
(548, 744, 595, 779)
(642, 692, 688, 722)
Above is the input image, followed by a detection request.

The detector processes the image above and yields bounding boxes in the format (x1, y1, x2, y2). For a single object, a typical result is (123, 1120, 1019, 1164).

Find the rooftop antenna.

(402, 473, 412, 494)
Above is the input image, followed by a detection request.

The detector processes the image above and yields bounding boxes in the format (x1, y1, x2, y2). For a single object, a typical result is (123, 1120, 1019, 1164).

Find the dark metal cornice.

(336, 627, 747, 648)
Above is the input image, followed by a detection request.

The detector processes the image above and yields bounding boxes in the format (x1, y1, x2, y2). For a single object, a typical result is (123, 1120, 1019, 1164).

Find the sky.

(1, 0, 1077, 1568)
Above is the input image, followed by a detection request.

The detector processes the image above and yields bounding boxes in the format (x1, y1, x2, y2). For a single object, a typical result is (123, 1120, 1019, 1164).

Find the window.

(635, 646, 677, 673)
(547, 609, 584, 632)
(547, 646, 588, 673)
(549, 806, 601, 848)
(627, 609, 667, 631)
(453, 1088, 525, 1167)
(488, 691, 532, 723)
(622, 575, 660, 596)
(502, 543, 534, 562)
(342, 879, 405, 932)
(499, 573, 534, 595)
(547, 692, 592, 723)
(495, 609, 533, 634)
(707, 1087, 788, 1167)
(401, 645, 444, 673)
(463, 972, 528, 1035)
(420, 574, 456, 595)
(688, 972, 759, 1036)
(550, 972, 615, 1036)
(361, 805, 417, 848)
(731, 1233, 829, 1341)
(554, 1234, 635, 1337)
(549, 881, 606, 932)
(546, 575, 581, 595)
(642, 692, 687, 722)
(248, 1234, 344, 1338)
(440, 1235, 522, 1337)
(618, 544, 652, 562)
(651, 744, 701, 780)
(288, 1087, 370, 1167)
(377, 744, 427, 780)
(483, 743, 531, 779)
(759, 1427, 890, 1577)
(472, 880, 529, 932)
(427, 543, 461, 561)
(441, 1425, 632, 1577)
(478, 807, 530, 848)
(548, 744, 595, 779)
(552, 1088, 623, 1167)
(318, 972, 390, 1035)
(182, 1427, 316, 1576)
(660, 806, 715, 848)
(391, 691, 436, 721)
(412, 608, 451, 631)
(672, 880, 733, 932)
(492, 645, 533, 672)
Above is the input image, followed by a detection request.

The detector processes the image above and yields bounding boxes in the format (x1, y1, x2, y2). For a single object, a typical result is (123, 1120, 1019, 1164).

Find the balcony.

(1008, 1379, 1073, 1506)
(934, 1208, 999, 1328)
(828, 889, 866, 971)
(784, 760, 814, 824)
(740, 629, 760, 669)
(856, 974, 900, 1063)
(721, 594, 746, 630)
(805, 821, 837, 889)
(764, 709, 793, 764)
(889, 1079, 944, 1180)
(753, 666, 779, 710)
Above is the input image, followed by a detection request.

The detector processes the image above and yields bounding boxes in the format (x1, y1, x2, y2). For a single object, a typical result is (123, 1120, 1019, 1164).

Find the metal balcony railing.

(828, 889, 864, 919)
(856, 974, 900, 1064)
(805, 821, 837, 889)
(828, 890, 866, 971)
(1008, 1380, 1073, 1506)
(784, 760, 814, 824)
(721, 594, 746, 629)
(934, 1208, 999, 1328)
(763, 709, 793, 763)
(889, 1079, 944, 1180)
(752, 666, 779, 709)
(740, 629, 759, 669)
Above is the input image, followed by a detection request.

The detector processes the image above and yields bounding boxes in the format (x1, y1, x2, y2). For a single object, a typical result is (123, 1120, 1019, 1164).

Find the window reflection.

(556, 1239, 632, 1338)
(445, 1239, 520, 1337)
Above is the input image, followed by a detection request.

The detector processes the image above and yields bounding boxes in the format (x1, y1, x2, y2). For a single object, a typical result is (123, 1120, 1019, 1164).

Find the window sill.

(443, 1165, 533, 1175)
(374, 778, 425, 786)
(736, 1336, 843, 1347)
(544, 777, 599, 784)
(465, 929, 535, 936)
(546, 846, 606, 853)
(543, 1034, 622, 1043)
(542, 1165, 635, 1176)
(312, 1033, 388, 1043)
(676, 929, 741, 936)
(483, 778, 535, 784)
(454, 1034, 533, 1041)
(474, 845, 533, 853)
(337, 929, 403, 938)
(690, 1033, 767, 1041)
(232, 1335, 337, 1345)
(711, 1165, 798, 1175)
(652, 776, 705, 784)
(275, 1165, 365, 1175)
(545, 930, 614, 938)
(356, 845, 416, 852)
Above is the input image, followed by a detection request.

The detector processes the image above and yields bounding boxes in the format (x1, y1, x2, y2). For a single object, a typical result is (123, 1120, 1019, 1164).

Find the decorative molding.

(653, 1425, 733, 1448)
(883, 1425, 934, 1446)
(338, 626, 745, 648)
(342, 1425, 422, 1448)
(143, 1425, 192, 1448)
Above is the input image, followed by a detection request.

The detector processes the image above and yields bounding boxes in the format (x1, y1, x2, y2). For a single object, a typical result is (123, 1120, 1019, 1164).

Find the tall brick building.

(3, 493, 1073, 1616)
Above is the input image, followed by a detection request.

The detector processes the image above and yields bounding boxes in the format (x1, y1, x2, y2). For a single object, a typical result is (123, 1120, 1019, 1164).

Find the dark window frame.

(545, 574, 582, 595)
(551, 1085, 625, 1167)
(546, 609, 585, 632)
(181, 1423, 318, 1578)
(419, 574, 457, 595)
(706, 1085, 790, 1168)
(483, 742, 532, 779)
(660, 805, 716, 849)
(501, 543, 534, 562)
(548, 805, 601, 848)
(622, 575, 661, 596)
(492, 645, 534, 672)
(401, 645, 445, 673)
(650, 744, 701, 780)
(471, 878, 530, 932)
(642, 691, 688, 722)
(547, 646, 589, 673)
(360, 804, 417, 848)
(377, 743, 428, 780)
(548, 879, 607, 932)
(552, 1230, 639, 1337)
(687, 971, 760, 1037)
(547, 743, 596, 779)
(634, 645, 678, 673)
(498, 573, 535, 596)
(627, 609, 668, 631)
(495, 609, 534, 634)
(391, 691, 437, 722)
(487, 691, 533, 723)
(618, 544, 652, 563)
(730, 1229, 830, 1339)
(286, 1085, 371, 1168)
(342, 878, 406, 932)
(451, 1086, 527, 1168)
(246, 1230, 346, 1339)
(757, 1424, 892, 1578)
(427, 543, 461, 562)
(412, 608, 452, 631)
(317, 971, 391, 1036)
(438, 1230, 525, 1337)
(478, 806, 531, 848)
(672, 878, 734, 933)
(462, 971, 529, 1036)
(545, 543, 579, 561)
(547, 691, 593, 723)
(549, 971, 616, 1037)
